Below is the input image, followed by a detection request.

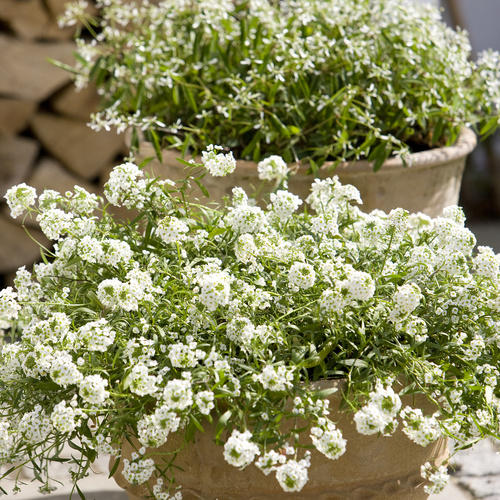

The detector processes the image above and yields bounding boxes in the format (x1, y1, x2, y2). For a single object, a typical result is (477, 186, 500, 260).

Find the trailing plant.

(1, 146, 500, 497)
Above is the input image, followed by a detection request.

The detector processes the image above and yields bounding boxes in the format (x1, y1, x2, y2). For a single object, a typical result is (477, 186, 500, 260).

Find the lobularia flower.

(389, 283, 422, 323)
(97, 278, 141, 311)
(122, 455, 156, 485)
(310, 420, 347, 460)
(69, 185, 99, 214)
(78, 235, 104, 263)
(4, 183, 37, 218)
(474, 246, 500, 279)
(162, 378, 193, 411)
(288, 262, 316, 289)
(226, 316, 256, 345)
(256, 450, 286, 475)
(104, 161, 147, 208)
(268, 190, 302, 222)
(78, 318, 116, 352)
(37, 208, 74, 240)
(310, 213, 339, 236)
(0, 421, 11, 460)
(0, 287, 21, 321)
(79, 374, 109, 405)
(198, 271, 232, 311)
(195, 390, 215, 415)
(169, 342, 205, 368)
(157, 216, 189, 244)
(253, 365, 294, 392)
(223, 429, 260, 468)
(421, 462, 450, 495)
(102, 238, 132, 267)
(400, 407, 441, 446)
(257, 155, 290, 183)
(129, 364, 160, 397)
(201, 145, 236, 176)
(50, 351, 84, 388)
(18, 405, 52, 444)
(50, 401, 80, 434)
(227, 205, 267, 234)
(354, 382, 401, 436)
(275, 455, 311, 492)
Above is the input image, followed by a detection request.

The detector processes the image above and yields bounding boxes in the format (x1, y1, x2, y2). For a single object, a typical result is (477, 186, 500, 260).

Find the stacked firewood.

(0, 0, 126, 282)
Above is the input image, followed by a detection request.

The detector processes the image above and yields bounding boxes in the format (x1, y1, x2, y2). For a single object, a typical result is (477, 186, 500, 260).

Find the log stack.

(0, 0, 127, 283)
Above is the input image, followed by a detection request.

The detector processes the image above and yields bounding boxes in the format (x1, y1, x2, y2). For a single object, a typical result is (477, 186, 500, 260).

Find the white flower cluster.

(4, 183, 37, 218)
(310, 420, 347, 460)
(201, 145, 236, 176)
(257, 156, 290, 183)
(122, 453, 156, 485)
(421, 462, 450, 495)
(253, 365, 294, 392)
(400, 407, 442, 447)
(3, 153, 500, 497)
(288, 262, 316, 290)
(223, 429, 260, 468)
(354, 382, 401, 436)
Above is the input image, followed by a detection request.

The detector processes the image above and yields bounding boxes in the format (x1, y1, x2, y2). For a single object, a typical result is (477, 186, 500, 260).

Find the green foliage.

(61, 0, 500, 170)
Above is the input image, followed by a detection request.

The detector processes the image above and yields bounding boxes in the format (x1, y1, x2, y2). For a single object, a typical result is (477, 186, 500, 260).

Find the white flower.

(129, 364, 159, 397)
(223, 429, 259, 468)
(157, 216, 189, 244)
(0, 287, 21, 321)
(288, 262, 316, 289)
(0, 421, 11, 460)
(198, 271, 232, 311)
(122, 456, 155, 485)
(310, 420, 347, 460)
(268, 190, 302, 222)
(226, 316, 256, 345)
(51, 401, 80, 434)
(421, 462, 450, 495)
(253, 365, 293, 392)
(19, 405, 52, 444)
(79, 374, 109, 405)
(37, 208, 73, 240)
(201, 145, 236, 176)
(4, 183, 37, 218)
(50, 352, 83, 388)
(257, 156, 290, 183)
(104, 162, 146, 207)
(255, 450, 286, 475)
(195, 390, 215, 415)
(78, 319, 116, 352)
(275, 456, 310, 492)
(400, 407, 442, 446)
(162, 378, 193, 411)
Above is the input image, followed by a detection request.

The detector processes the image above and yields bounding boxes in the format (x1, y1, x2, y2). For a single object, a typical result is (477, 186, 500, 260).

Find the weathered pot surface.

(111, 380, 449, 500)
(136, 128, 476, 217)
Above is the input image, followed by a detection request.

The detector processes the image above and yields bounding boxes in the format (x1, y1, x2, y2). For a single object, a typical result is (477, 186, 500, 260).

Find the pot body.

(111, 380, 449, 500)
(137, 129, 476, 217)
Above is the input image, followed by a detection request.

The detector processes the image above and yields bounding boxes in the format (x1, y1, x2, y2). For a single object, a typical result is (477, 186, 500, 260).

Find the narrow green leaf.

(181, 85, 198, 113)
(193, 177, 210, 198)
(216, 410, 232, 441)
(108, 456, 121, 478)
(241, 130, 262, 158)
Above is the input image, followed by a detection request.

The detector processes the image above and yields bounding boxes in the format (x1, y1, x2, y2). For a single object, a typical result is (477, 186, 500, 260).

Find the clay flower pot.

(136, 128, 476, 217)
(111, 380, 449, 500)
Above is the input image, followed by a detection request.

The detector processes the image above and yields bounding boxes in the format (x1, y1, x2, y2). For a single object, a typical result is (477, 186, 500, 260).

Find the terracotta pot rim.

(140, 127, 476, 176)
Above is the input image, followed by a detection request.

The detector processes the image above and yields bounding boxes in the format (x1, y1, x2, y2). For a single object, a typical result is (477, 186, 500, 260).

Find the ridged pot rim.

(139, 127, 476, 175)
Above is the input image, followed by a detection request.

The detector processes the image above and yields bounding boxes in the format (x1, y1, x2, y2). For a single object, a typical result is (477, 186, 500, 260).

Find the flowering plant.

(1, 147, 500, 498)
(58, 0, 500, 170)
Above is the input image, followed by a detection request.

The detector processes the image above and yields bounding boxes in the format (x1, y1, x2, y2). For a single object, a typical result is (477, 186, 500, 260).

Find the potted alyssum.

(56, 0, 500, 213)
(1, 146, 500, 499)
